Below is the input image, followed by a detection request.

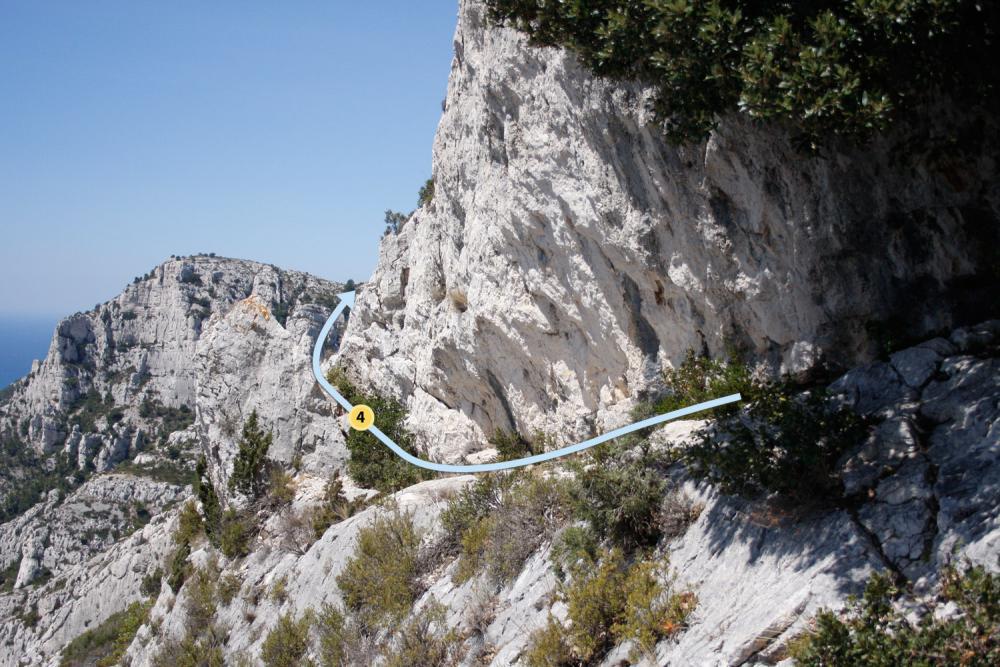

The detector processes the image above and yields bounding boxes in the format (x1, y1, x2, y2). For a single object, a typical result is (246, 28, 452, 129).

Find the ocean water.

(0, 316, 57, 389)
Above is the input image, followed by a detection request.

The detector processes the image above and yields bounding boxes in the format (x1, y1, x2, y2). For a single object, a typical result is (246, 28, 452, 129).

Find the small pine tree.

(195, 456, 221, 538)
(417, 178, 435, 207)
(229, 411, 273, 500)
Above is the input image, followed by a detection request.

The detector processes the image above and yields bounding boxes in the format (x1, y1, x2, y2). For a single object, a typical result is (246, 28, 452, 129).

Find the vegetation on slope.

(60, 599, 153, 667)
(326, 368, 433, 492)
(487, 0, 1000, 147)
(790, 564, 1000, 666)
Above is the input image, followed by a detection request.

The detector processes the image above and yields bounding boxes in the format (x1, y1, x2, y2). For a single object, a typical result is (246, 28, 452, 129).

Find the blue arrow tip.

(337, 290, 356, 308)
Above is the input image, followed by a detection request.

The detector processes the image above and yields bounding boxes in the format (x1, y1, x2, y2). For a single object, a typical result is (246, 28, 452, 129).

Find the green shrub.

(383, 209, 409, 235)
(260, 612, 312, 667)
(167, 540, 192, 592)
(268, 468, 295, 507)
(153, 561, 227, 667)
(194, 456, 221, 539)
(790, 564, 1000, 666)
(382, 600, 464, 667)
(489, 429, 552, 461)
(315, 604, 376, 667)
(337, 510, 423, 629)
(229, 411, 273, 500)
(184, 562, 219, 633)
(174, 500, 204, 546)
(152, 634, 224, 667)
(326, 368, 433, 492)
(486, 0, 1000, 146)
(550, 524, 599, 582)
(217, 572, 242, 605)
(0, 556, 21, 594)
(219, 509, 252, 558)
(445, 473, 572, 585)
(532, 548, 696, 663)
(524, 616, 576, 667)
(633, 350, 754, 420)
(417, 177, 435, 207)
(569, 456, 666, 550)
(270, 575, 289, 604)
(141, 567, 163, 597)
(684, 384, 867, 504)
(311, 472, 364, 539)
(18, 604, 39, 628)
(60, 600, 152, 667)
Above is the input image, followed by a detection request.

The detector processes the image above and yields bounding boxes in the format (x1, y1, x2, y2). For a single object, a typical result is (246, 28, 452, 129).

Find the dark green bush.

(684, 383, 867, 504)
(486, 0, 1000, 146)
(167, 540, 192, 592)
(632, 350, 754, 420)
(418, 178, 435, 207)
(489, 428, 553, 461)
(219, 509, 252, 558)
(568, 456, 666, 549)
(229, 411, 273, 500)
(791, 564, 999, 666)
(326, 368, 433, 492)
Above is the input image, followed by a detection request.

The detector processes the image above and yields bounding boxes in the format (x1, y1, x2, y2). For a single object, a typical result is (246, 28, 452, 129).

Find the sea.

(0, 316, 58, 389)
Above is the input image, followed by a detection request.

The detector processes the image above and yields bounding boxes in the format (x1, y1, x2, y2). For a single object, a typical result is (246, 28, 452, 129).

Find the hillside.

(0, 1, 998, 666)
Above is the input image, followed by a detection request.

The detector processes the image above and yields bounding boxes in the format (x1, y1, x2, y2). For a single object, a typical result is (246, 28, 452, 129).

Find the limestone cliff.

(339, 0, 999, 459)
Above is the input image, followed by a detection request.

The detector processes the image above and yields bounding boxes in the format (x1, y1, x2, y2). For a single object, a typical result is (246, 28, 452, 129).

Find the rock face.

(0, 255, 345, 461)
(339, 0, 999, 458)
(0, 255, 351, 654)
(0, 1, 998, 666)
(194, 294, 349, 496)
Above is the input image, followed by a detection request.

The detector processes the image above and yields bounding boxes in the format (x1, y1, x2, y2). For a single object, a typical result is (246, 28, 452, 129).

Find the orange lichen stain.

(239, 295, 271, 321)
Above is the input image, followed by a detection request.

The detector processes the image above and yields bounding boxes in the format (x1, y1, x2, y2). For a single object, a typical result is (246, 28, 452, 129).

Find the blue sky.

(0, 0, 458, 318)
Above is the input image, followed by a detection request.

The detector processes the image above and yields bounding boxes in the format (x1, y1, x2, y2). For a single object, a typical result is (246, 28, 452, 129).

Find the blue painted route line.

(312, 291, 741, 473)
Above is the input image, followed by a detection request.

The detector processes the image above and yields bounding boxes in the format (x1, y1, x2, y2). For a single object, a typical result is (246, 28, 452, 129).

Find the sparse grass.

(381, 600, 464, 667)
(443, 472, 572, 586)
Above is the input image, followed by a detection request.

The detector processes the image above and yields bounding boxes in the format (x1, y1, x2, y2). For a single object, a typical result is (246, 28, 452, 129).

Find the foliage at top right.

(486, 0, 1000, 147)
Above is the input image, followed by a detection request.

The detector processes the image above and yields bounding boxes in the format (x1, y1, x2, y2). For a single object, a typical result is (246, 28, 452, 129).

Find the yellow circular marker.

(348, 404, 375, 431)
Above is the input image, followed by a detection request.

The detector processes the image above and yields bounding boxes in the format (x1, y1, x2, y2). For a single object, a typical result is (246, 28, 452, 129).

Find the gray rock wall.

(339, 0, 999, 459)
